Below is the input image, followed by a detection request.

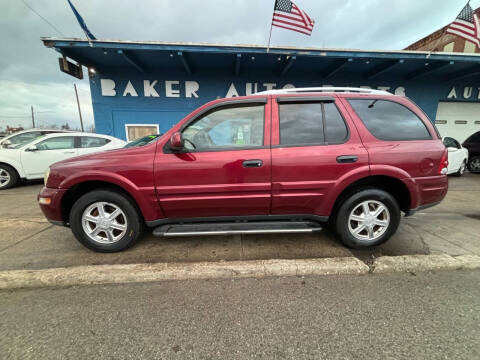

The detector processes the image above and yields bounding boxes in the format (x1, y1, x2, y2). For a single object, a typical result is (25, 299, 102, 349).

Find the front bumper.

(38, 186, 68, 226)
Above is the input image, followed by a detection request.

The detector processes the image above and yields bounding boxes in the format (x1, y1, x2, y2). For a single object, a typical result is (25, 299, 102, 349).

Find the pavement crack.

(0, 225, 53, 253)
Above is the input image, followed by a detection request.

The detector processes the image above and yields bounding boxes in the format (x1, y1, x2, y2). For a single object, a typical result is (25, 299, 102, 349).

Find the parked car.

(442, 137, 469, 176)
(38, 87, 448, 252)
(0, 128, 69, 149)
(462, 131, 480, 173)
(0, 132, 126, 189)
(124, 134, 162, 148)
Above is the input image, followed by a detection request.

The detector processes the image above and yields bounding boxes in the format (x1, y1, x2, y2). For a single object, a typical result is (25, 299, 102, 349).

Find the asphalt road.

(2, 270, 480, 359)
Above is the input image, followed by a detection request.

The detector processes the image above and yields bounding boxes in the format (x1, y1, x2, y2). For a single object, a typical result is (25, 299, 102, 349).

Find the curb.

(0, 255, 479, 290)
(0, 257, 368, 290)
(371, 254, 480, 274)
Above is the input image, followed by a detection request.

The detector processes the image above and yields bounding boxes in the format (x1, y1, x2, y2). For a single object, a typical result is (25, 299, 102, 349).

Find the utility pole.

(31, 106, 35, 128)
(74, 84, 84, 132)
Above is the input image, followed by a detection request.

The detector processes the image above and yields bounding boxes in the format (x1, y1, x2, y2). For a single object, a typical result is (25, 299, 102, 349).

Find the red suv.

(38, 88, 448, 252)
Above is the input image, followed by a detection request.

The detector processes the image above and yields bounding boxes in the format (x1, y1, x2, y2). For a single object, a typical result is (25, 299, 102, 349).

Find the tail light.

(438, 149, 448, 175)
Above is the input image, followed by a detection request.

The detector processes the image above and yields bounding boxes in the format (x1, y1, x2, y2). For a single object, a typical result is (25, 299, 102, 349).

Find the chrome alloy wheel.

(82, 202, 128, 244)
(0, 169, 10, 188)
(459, 161, 466, 175)
(348, 200, 390, 242)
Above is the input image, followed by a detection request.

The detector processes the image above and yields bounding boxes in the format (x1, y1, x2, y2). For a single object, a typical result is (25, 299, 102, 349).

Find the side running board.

(152, 221, 322, 237)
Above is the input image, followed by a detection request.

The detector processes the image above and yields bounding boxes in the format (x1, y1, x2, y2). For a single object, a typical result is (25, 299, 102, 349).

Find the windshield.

(124, 134, 161, 148)
(2, 132, 44, 149)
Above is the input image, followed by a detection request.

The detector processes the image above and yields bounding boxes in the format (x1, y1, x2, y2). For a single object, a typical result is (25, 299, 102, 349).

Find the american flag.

(272, 0, 315, 36)
(446, 3, 480, 49)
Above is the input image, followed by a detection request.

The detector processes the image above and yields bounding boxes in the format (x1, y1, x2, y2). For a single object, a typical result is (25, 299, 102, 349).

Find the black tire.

(467, 156, 480, 173)
(333, 188, 401, 249)
(454, 160, 466, 177)
(0, 164, 19, 190)
(69, 189, 144, 252)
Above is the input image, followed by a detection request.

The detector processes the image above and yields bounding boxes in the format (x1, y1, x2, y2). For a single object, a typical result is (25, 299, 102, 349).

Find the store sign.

(99, 78, 407, 99)
(446, 86, 480, 100)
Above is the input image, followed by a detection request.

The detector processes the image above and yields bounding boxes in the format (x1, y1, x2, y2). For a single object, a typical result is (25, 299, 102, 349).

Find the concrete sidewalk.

(0, 173, 479, 273)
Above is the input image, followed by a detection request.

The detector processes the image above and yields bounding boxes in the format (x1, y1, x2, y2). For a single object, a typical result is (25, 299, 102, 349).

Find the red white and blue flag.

(272, 0, 315, 36)
(446, 3, 480, 49)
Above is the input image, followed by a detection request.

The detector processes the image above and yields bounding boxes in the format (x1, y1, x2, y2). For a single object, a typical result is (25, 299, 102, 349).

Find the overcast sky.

(0, 0, 476, 132)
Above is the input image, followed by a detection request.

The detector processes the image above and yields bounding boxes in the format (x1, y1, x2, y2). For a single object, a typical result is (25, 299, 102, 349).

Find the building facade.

(43, 38, 480, 143)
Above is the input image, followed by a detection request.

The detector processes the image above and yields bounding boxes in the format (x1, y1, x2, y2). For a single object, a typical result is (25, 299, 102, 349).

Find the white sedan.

(443, 136, 469, 176)
(0, 132, 126, 189)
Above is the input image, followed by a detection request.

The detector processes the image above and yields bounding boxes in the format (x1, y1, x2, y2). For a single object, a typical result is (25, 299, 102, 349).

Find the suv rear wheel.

(70, 189, 144, 252)
(334, 188, 400, 248)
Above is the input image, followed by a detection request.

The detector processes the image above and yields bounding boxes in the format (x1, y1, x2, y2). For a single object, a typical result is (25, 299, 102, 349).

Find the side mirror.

(1, 139, 12, 148)
(25, 144, 38, 152)
(169, 132, 184, 151)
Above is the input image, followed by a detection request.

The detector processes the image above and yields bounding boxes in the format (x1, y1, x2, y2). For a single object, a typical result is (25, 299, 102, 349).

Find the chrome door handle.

(243, 159, 263, 168)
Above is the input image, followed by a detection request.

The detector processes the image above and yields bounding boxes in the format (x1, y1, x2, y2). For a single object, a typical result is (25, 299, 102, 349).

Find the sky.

(0, 0, 476, 132)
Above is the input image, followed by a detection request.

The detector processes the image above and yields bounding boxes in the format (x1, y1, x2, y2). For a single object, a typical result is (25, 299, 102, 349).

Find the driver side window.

(181, 104, 264, 151)
(443, 137, 460, 149)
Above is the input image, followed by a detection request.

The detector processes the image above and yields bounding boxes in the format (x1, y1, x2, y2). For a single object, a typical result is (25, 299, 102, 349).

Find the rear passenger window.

(279, 102, 348, 146)
(348, 99, 431, 141)
(279, 103, 324, 145)
(80, 136, 111, 148)
(324, 102, 348, 143)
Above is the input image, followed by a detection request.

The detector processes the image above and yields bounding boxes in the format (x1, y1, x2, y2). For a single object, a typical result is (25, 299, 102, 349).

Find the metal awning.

(42, 37, 480, 81)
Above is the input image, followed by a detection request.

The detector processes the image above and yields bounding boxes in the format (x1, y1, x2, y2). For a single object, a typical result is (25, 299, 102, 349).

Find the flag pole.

(266, 0, 276, 53)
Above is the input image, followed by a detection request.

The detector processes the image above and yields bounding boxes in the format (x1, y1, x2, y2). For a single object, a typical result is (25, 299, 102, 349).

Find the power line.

(20, 0, 65, 37)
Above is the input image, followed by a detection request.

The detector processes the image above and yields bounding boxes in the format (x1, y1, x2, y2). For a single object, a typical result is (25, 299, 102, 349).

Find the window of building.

(348, 99, 432, 141)
(181, 104, 264, 151)
(35, 136, 75, 150)
(80, 136, 111, 148)
(125, 124, 160, 142)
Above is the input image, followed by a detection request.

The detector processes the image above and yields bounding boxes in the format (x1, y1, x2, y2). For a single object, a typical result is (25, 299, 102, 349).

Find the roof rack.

(256, 87, 392, 95)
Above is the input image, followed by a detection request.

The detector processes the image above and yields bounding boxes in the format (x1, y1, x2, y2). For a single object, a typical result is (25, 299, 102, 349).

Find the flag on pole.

(272, 0, 315, 36)
(446, 2, 480, 49)
(67, 0, 96, 40)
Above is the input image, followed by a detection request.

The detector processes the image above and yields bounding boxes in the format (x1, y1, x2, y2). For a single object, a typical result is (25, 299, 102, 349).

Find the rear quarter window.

(348, 99, 432, 141)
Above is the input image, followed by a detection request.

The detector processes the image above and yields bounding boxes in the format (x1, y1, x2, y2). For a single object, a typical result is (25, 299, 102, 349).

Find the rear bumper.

(403, 175, 448, 215)
(38, 187, 68, 226)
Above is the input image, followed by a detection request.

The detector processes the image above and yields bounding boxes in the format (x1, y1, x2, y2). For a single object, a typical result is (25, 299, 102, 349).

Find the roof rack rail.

(256, 87, 392, 95)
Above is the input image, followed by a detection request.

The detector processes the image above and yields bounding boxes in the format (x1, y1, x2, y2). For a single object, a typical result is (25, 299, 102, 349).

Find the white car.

(0, 128, 70, 149)
(0, 132, 126, 189)
(443, 136, 469, 176)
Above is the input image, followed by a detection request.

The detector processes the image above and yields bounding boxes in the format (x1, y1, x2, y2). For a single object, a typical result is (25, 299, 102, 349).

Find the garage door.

(435, 102, 480, 143)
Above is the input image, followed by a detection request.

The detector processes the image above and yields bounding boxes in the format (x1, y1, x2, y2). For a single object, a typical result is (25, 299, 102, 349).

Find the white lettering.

(123, 81, 138, 97)
(282, 84, 295, 89)
(394, 86, 406, 96)
(463, 86, 473, 99)
(226, 83, 239, 97)
(263, 83, 276, 91)
(245, 82, 258, 95)
(447, 87, 457, 99)
(165, 81, 180, 97)
(143, 80, 159, 97)
(185, 81, 199, 98)
(100, 79, 116, 96)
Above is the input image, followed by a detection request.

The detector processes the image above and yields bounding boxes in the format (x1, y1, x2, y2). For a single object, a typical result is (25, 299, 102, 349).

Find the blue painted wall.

(89, 68, 480, 140)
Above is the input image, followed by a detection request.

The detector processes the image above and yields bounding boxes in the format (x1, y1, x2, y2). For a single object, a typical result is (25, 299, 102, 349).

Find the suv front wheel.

(70, 189, 144, 252)
(334, 188, 400, 248)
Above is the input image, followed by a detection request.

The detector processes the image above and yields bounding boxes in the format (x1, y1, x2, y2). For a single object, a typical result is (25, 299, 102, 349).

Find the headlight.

(44, 168, 50, 186)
